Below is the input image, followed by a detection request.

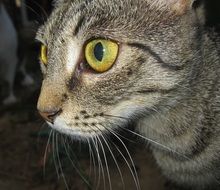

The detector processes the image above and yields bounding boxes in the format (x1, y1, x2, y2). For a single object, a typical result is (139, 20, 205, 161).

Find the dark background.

(0, 0, 219, 190)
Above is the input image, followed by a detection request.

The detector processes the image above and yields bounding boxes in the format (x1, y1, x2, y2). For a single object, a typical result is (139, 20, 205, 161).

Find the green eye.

(85, 39, 119, 72)
(40, 45, 48, 65)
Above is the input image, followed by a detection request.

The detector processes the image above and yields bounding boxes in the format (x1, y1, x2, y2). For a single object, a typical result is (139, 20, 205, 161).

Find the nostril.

(47, 110, 61, 120)
(39, 109, 62, 124)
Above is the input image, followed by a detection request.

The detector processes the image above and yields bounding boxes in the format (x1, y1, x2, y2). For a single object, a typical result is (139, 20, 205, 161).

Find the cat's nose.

(39, 109, 62, 123)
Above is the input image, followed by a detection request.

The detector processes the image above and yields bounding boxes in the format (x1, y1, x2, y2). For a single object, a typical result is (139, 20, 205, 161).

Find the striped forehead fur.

(38, 0, 182, 44)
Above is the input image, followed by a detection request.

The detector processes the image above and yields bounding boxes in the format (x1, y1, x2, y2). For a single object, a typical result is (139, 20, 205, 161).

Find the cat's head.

(36, 0, 205, 139)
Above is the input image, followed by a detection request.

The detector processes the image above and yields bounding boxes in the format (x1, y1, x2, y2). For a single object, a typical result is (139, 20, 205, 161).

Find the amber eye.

(85, 39, 119, 72)
(40, 45, 48, 65)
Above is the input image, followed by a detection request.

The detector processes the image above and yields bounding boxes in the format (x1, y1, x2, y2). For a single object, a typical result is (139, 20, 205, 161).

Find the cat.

(0, 2, 34, 105)
(0, 3, 18, 104)
(36, 0, 220, 189)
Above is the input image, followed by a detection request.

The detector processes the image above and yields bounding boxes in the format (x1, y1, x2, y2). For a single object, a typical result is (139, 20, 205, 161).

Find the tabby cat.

(36, 0, 220, 189)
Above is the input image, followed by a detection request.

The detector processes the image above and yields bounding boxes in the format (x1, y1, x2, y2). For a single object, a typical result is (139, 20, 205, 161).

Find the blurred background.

(0, 0, 219, 190)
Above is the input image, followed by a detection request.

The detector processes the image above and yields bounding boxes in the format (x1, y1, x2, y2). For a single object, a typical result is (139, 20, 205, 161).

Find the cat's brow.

(74, 16, 86, 36)
(127, 42, 185, 71)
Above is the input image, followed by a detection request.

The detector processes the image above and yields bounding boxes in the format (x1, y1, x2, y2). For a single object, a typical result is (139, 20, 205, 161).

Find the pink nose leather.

(39, 109, 62, 123)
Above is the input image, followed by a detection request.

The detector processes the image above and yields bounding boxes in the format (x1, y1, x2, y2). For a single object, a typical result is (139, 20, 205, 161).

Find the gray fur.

(37, 0, 220, 189)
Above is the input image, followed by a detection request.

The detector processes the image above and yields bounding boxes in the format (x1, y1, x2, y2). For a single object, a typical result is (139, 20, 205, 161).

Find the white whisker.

(97, 125, 126, 190)
(43, 129, 53, 176)
(55, 133, 70, 190)
(123, 127, 189, 160)
(104, 113, 189, 159)
(91, 136, 106, 190)
(96, 135, 112, 190)
(52, 131, 60, 178)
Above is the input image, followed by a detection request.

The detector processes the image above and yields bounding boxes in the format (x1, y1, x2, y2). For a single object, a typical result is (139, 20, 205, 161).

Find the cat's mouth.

(46, 115, 119, 139)
(43, 107, 138, 139)
(47, 117, 136, 143)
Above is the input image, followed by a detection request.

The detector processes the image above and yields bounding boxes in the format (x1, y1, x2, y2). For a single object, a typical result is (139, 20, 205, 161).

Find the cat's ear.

(162, 0, 204, 15)
(164, 0, 194, 15)
(163, 0, 205, 23)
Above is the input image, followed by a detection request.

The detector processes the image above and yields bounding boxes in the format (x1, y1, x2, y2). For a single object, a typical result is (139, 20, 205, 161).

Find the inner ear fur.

(170, 0, 194, 15)
(152, 0, 204, 15)
(161, 0, 205, 24)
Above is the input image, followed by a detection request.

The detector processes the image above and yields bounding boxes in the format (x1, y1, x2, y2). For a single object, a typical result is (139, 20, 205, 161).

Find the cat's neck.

(138, 28, 220, 153)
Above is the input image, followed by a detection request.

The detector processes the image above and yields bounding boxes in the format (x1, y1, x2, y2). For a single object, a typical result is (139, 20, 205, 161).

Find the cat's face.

(37, 0, 202, 138)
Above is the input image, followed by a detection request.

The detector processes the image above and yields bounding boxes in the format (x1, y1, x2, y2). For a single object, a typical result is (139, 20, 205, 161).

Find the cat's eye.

(40, 45, 48, 65)
(85, 39, 119, 72)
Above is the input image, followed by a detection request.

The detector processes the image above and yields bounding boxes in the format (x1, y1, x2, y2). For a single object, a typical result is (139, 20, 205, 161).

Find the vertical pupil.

(94, 42, 104, 62)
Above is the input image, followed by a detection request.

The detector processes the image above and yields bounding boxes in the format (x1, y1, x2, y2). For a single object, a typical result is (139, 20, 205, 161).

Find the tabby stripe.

(74, 16, 86, 36)
(127, 42, 185, 71)
(168, 127, 213, 162)
(54, 3, 71, 33)
(189, 127, 213, 159)
(73, 0, 95, 36)
(136, 88, 174, 94)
